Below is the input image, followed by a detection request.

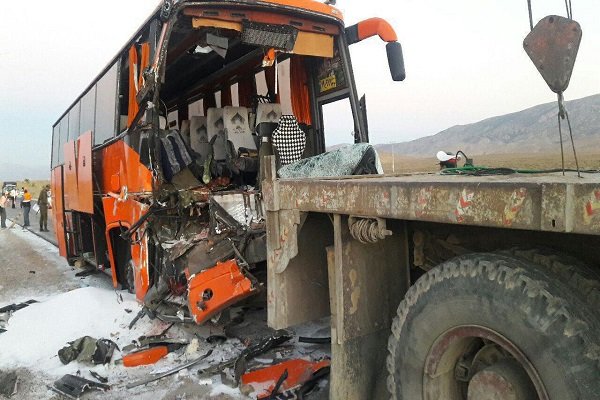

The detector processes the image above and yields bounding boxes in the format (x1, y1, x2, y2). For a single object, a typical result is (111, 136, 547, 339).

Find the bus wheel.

(125, 260, 135, 294)
(386, 253, 600, 400)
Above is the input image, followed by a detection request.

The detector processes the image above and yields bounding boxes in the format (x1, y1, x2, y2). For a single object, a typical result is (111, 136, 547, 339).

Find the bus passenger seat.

(180, 119, 191, 147)
(207, 108, 230, 161)
(272, 115, 306, 167)
(223, 106, 256, 152)
(190, 117, 209, 160)
(255, 103, 282, 126)
(255, 103, 282, 142)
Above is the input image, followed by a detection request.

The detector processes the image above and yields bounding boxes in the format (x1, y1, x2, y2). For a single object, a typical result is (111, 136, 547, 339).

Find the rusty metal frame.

(264, 172, 600, 236)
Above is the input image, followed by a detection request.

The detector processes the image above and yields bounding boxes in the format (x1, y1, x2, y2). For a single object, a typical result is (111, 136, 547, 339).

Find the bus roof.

(52, 0, 343, 127)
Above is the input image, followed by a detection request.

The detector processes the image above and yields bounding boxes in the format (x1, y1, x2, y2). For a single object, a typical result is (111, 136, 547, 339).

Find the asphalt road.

(5, 201, 57, 246)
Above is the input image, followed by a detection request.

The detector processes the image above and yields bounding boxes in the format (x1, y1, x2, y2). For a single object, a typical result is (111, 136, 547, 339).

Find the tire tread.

(386, 253, 600, 400)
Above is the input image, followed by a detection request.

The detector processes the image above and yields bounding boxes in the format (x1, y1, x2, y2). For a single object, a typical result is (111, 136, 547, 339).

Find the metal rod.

(126, 349, 213, 389)
(557, 113, 566, 176)
(557, 92, 566, 175)
(564, 110, 581, 177)
(527, 0, 534, 30)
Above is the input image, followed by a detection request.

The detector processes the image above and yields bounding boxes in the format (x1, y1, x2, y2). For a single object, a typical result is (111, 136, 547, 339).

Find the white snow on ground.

(0, 287, 148, 376)
(0, 285, 248, 398)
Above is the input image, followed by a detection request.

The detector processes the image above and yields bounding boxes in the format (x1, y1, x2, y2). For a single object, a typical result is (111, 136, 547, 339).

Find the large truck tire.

(498, 247, 600, 309)
(386, 253, 600, 400)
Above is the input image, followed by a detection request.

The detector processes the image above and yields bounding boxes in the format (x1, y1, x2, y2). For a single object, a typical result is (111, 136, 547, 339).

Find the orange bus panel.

(99, 141, 153, 195)
(187, 259, 255, 324)
(63, 141, 78, 211)
(51, 167, 68, 258)
(123, 346, 169, 367)
(75, 131, 94, 214)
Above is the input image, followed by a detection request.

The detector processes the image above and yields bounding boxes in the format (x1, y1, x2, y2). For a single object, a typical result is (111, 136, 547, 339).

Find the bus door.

(62, 131, 97, 265)
(311, 37, 367, 151)
(51, 166, 68, 258)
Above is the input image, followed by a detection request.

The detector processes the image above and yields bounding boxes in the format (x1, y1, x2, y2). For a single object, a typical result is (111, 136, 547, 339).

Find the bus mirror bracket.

(345, 18, 405, 81)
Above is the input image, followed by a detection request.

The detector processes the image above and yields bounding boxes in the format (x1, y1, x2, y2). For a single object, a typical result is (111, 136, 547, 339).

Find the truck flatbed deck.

(265, 170, 600, 235)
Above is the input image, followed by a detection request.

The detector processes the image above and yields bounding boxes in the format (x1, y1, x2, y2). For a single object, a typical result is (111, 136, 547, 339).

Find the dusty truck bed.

(261, 165, 600, 400)
(264, 170, 600, 235)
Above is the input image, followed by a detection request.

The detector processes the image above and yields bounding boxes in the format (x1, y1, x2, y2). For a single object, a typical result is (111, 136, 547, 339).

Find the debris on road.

(206, 335, 228, 345)
(198, 329, 294, 387)
(0, 371, 18, 398)
(241, 359, 330, 399)
(121, 333, 189, 366)
(123, 341, 186, 367)
(74, 266, 98, 278)
(0, 272, 333, 398)
(0, 300, 37, 334)
(58, 336, 118, 365)
(232, 330, 294, 383)
(0, 300, 38, 314)
(89, 370, 108, 384)
(298, 337, 331, 345)
(51, 374, 110, 399)
(126, 349, 214, 389)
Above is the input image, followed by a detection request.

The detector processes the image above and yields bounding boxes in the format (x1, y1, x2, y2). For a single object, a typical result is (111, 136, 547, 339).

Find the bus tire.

(386, 253, 600, 400)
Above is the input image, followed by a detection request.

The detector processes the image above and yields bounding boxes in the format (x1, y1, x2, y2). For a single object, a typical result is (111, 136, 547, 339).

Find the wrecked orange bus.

(50, 0, 403, 325)
(50, 2, 600, 399)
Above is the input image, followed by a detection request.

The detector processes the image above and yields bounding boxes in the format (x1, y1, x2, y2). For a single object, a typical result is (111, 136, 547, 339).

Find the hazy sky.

(1, 0, 598, 178)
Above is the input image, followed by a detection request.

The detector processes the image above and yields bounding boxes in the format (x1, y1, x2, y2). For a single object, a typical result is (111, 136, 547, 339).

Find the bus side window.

(118, 54, 130, 133)
(51, 125, 61, 168)
(94, 63, 118, 145)
(80, 86, 96, 140)
(68, 103, 80, 142)
(58, 116, 69, 164)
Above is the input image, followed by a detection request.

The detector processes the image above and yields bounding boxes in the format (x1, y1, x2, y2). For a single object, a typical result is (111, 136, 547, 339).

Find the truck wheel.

(498, 247, 600, 309)
(387, 253, 600, 400)
(125, 260, 135, 294)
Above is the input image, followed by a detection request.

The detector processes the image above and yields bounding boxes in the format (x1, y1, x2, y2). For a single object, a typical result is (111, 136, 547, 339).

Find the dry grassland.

(379, 151, 600, 174)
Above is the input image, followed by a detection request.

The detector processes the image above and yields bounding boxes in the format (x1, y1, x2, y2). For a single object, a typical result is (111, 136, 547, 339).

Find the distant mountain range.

(376, 94, 600, 156)
(5, 94, 599, 182)
(0, 163, 49, 182)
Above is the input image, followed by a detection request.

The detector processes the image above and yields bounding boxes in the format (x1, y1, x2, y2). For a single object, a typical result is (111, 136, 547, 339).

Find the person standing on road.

(0, 192, 7, 228)
(22, 189, 32, 227)
(9, 188, 16, 208)
(38, 185, 50, 232)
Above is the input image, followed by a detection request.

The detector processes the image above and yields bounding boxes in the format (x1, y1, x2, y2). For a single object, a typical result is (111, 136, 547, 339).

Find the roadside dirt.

(379, 151, 600, 174)
(0, 228, 109, 305)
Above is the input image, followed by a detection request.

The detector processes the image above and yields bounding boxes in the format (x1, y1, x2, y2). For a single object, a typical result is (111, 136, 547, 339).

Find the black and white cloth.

(272, 115, 306, 166)
(160, 130, 193, 181)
